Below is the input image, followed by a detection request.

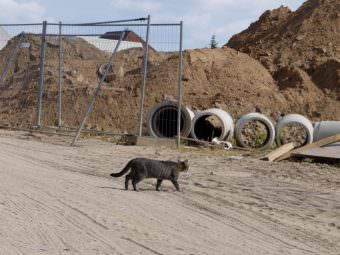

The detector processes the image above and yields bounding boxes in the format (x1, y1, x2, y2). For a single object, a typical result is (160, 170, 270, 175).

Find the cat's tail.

(110, 160, 133, 177)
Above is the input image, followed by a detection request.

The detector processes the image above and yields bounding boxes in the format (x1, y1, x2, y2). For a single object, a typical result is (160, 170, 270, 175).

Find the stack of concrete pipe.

(147, 101, 234, 141)
(234, 115, 340, 148)
(234, 113, 316, 148)
(147, 100, 340, 149)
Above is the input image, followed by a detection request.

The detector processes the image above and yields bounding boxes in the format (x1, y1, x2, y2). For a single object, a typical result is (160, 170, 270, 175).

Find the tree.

(210, 35, 218, 49)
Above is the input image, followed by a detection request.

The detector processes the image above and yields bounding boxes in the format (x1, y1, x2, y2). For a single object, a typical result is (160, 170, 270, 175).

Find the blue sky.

(0, 0, 305, 49)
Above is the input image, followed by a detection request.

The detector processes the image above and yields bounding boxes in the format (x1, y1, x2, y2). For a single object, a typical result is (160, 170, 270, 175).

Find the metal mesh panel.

(43, 21, 149, 133)
(142, 24, 182, 139)
(0, 19, 183, 146)
(0, 24, 42, 127)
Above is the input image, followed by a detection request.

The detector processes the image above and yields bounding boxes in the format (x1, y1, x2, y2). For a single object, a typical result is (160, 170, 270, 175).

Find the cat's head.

(178, 159, 189, 172)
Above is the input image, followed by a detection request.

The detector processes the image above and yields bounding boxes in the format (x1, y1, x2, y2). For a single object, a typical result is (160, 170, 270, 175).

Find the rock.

(296, 35, 304, 41)
(313, 47, 327, 54)
(77, 74, 84, 82)
(162, 94, 175, 101)
(71, 70, 77, 77)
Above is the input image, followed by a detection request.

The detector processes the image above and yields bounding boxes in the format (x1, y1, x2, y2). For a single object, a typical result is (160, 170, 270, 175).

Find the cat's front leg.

(171, 179, 180, 191)
(156, 179, 163, 191)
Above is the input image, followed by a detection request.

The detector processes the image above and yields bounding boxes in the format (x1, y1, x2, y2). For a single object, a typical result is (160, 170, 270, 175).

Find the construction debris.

(276, 133, 340, 162)
(261, 142, 295, 162)
(292, 142, 340, 160)
(211, 137, 233, 150)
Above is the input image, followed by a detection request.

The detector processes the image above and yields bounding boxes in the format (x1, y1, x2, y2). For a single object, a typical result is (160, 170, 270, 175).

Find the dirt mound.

(312, 59, 340, 95)
(0, 35, 288, 131)
(226, 0, 340, 95)
(145, 48, 286, 118)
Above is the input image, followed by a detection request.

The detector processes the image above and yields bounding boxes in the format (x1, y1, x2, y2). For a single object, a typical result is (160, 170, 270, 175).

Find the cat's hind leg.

(132, 177, 144, 192)
(171, 179, 180, 191)
(125, 175, 131, 190)
(156, 179, 163, 191)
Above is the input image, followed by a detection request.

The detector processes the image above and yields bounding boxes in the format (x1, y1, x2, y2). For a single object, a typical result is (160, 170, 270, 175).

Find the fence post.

(36, 21, 47, 127)
(138, 15, 151, 136)
(0, 32, 25, 85)
(177, 21, 183, 149)
(71, 31, 126, 146)
(57, 21, 63, 128)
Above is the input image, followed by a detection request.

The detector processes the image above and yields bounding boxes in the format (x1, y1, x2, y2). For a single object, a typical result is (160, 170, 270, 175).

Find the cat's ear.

(182, 159, 189, 166)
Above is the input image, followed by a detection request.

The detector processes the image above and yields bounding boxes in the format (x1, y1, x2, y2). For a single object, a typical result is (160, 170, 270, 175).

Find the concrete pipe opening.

(191, 109, 234, 142)
(147, 101, 194, 138)
(276, 114, 313, 147)
(235, 113, 275, 149)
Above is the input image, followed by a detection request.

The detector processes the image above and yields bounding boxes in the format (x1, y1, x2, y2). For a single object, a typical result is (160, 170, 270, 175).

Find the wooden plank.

(178, 136, 211, 146)
(261, 143, 295, 162)
(178, 136, 224, 150)
(292, 142, 340, 160)
(276, 133, 340, 162)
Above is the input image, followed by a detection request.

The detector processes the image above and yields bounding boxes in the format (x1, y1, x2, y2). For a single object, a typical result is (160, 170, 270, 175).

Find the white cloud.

(0, 0, 46, 23)
(109, 0, 305, 49)
(110, 0, 163, 13)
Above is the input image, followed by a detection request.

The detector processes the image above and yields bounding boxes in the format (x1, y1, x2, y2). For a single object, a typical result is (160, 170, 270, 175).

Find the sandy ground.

(0, 130, 339, 255)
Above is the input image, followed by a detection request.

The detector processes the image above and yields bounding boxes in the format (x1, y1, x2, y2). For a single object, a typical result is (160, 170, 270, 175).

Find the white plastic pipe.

(235, 112, 275, 149)
(190, 108, 234, 141)
(275, 114, 313, 146)
(313, 121, 340, 141)
(147, 100, 194, 138)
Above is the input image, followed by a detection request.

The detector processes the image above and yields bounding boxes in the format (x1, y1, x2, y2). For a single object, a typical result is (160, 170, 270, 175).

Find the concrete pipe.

(147, 100, 194, 138)
(313, 121, 340, 141)
(276, 114, 313, 146)
(235, 112, 275, 149)
(190, 108, 234, 142)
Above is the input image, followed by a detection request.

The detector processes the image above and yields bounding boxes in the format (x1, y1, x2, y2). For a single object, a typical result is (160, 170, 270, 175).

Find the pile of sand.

(0, 34, 288, 132)
(226, 0, 340, 96)
(146, 48, 287, 118)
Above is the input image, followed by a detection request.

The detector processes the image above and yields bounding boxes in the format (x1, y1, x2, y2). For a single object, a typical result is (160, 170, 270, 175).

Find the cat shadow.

(140, 188, 170, 192)
(98, 186, 125, 191)
(98, 186, 170, 192)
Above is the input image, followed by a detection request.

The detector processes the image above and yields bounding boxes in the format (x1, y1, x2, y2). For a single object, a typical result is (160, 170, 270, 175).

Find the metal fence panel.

(0, 24, 43, 127)
(0, 19, 183, 147)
